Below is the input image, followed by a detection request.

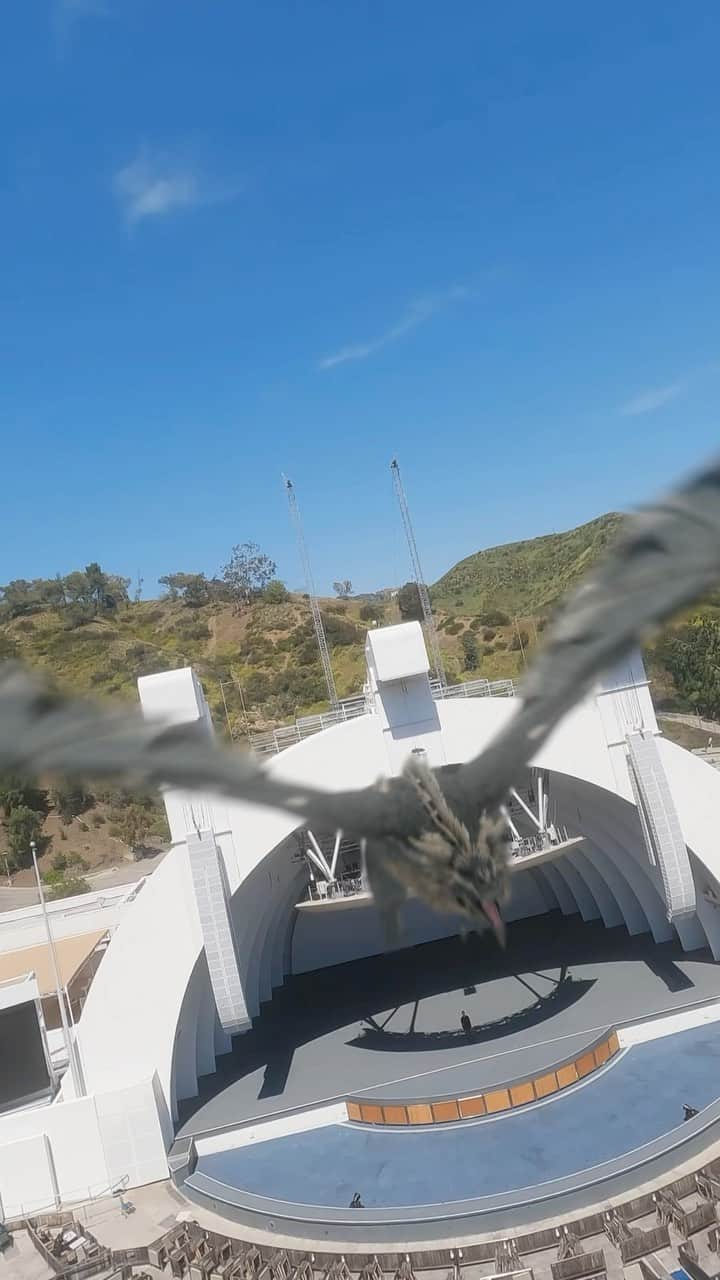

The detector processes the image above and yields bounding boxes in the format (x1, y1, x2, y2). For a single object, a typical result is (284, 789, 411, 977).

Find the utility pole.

(390, 458, 447, 688)
(283, 476, 339, 709)
(30, 841, 85, 1098)
(513, 616, 527, 668)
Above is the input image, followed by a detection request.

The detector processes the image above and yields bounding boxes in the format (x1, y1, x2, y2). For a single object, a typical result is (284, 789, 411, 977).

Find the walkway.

(0, 850, 168, 914)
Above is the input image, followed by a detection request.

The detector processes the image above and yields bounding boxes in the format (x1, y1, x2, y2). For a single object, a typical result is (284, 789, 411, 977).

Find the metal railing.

(304, 876, 365, 904)
(249, 678, 516, 756)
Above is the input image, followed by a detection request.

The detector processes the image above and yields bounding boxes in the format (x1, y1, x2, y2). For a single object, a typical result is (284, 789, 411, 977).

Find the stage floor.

(177, 913, 720, 1138)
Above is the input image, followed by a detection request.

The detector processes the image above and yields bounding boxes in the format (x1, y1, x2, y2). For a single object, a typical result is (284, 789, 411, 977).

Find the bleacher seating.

(13, 1151, 720, 1280)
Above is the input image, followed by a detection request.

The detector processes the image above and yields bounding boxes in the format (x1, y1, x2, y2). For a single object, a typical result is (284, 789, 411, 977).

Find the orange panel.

(407, 1104, 433, 1125)
(459, 1095, 487, 1118)
(534, 1072, 558, 1098)
(576, 1052, 596, 1078)
(556, 1063, 578, 1088)
(594, 1040, 610, 1066)
(510, 1081, 535, 1107)
(346, 1102, 362, 1122)
(383, 1105, 408, 1125)
(431, 1100, 460, 1123)
(484, 1089, 511, 1113)
(607, 1031, 620, 1056)
(360, 1104, 383, 1124)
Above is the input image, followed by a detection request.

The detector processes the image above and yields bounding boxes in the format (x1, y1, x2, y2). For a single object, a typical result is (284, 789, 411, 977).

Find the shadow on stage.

(349, 965, 595, 1052)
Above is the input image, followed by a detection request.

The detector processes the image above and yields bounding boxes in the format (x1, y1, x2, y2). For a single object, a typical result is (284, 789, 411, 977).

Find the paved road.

(660, 711, 720, 735)
(0, 849, 168, 913)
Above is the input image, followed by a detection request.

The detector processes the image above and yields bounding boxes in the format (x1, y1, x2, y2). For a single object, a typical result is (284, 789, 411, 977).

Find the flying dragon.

(2, 457, 720, 942)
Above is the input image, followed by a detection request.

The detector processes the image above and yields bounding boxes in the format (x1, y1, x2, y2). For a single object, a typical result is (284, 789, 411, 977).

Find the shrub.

(481, 609, 510, 627)
(397, 582, 422, 621)
(461, 632, 479, 669)
(6, 805, 44, 869)
(321, 612, 359, 646)
(510, 629, 529, 652)
(90, 813, 105, 827)
(263, 580, 290, 604)
(359, 603, 385, 623)
(445, 621, 463, 636)
(46, 875, 91, 900)
(51, 783, 90, 823)
(52, 853, 68, 872)
(178, 622, 211, 641)
(482, 628, 496, 641)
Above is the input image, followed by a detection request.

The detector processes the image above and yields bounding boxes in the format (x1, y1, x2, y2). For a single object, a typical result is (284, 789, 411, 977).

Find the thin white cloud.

(619, 382, 683, 417)
(53, 0, 109, 55)
(113, 147, 235, 226)
(319, 287, 467, 370)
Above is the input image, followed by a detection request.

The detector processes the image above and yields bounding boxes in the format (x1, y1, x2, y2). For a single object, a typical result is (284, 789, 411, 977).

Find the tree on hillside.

(222, 543, 276, 609)
(0, 566, 128, 622)
(398, 581, 423, 621)
(461, 631, 479, 670)
(263, 580, 290, 603)
(159, 572, 211, 607)
(85, 562, 109, 610)
(113, 803, 152, 855)
(0, 579, 42, 618)
(6, 805, 44, 870)
(333, 579, 353, 598)
(50, 783, 90, 825)
(0, 775, 41, 816)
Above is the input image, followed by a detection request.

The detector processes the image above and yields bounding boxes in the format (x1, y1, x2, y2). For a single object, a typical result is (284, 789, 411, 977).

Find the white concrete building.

(2, 622, 720, 1218)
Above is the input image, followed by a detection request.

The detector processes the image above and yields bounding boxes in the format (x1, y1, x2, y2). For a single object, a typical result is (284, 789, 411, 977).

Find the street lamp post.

(30, 840, 85, 1097)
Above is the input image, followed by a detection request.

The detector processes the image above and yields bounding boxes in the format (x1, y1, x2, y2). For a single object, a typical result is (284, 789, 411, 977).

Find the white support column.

(536, 773, 545, 835)
(500, 804, 521, 843)
(306, 830, 333, 881)
(510, 787, 543, 832)
(329, 831, 343, 879)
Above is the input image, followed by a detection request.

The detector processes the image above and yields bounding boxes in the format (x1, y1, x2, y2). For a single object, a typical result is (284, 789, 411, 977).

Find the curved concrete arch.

(195, 957, 218, 1081)
(568, 848, 624, 929)
(262, 868, 307, 993)
(172, 949, 205, 1107)
(578, 838, 648, 936)
(526, 866, 562, 913)
(556, 857, 601, 922)
(540, 861, 582, 916)
(566, 791, 673, 944)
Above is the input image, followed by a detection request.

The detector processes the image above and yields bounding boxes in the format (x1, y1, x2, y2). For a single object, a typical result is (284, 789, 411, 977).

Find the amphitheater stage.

(177, 913, 720, 1137)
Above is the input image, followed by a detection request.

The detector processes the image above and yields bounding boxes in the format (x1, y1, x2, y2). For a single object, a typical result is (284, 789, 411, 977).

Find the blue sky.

(3, 2, 720, 596)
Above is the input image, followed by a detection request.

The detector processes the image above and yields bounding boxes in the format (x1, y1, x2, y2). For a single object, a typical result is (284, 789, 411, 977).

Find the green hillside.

(3, 508, 719, 756)
(431, 512, 625, 615)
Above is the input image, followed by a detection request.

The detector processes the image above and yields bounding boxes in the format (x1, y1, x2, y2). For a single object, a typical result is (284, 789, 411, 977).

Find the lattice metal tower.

(283, 476, 339, 709)
(390, 457, 447, 688)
